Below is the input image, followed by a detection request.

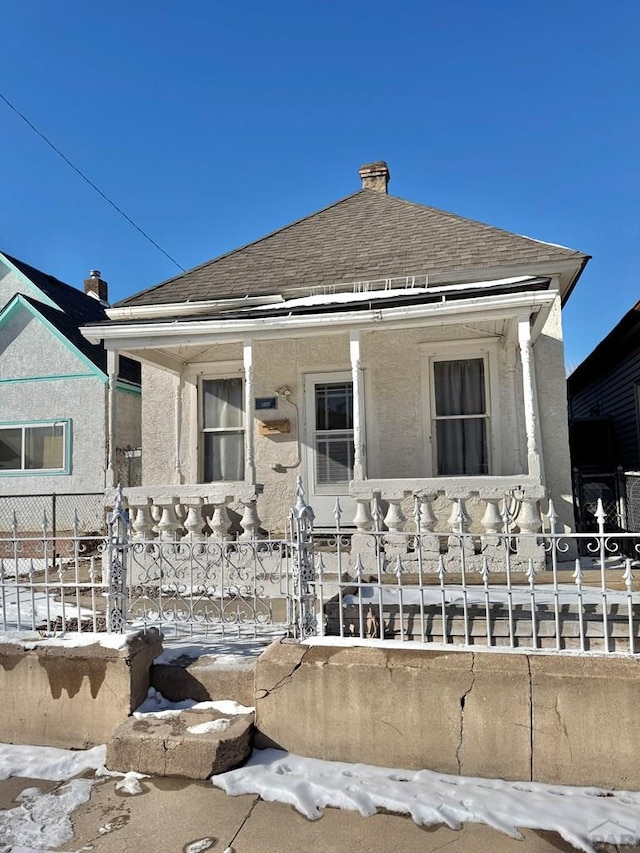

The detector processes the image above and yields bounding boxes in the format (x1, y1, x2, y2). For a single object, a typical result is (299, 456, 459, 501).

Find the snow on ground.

(0, 586, 95, 632)
(2, 741, 640, 853)
(133, 686, 254, 718)
(213, 748, 640, 853)
(153, 634, 277, 665)
(0, 744, 106, 781)
(0, 778, 94, 851)
(0, 630, 142, 651)
(0, 743, 107, 852)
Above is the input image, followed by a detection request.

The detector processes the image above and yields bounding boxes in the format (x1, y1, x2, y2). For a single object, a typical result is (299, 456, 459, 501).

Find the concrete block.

(530, 654, 640, 789)
(106, 708, 254, 779)
(0, 629, 162, 749)
(458, 652, 531, 781)
(255, 640, 474, 772)
(151, 653, 255, 706)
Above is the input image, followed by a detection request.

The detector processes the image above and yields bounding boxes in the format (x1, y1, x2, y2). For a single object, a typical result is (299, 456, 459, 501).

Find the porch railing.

(1, 487, 638, 655)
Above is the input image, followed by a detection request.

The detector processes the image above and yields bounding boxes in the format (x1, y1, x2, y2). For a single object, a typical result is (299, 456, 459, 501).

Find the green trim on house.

(0, 418, 72, 477)
(0, 252, 59, 310)
(116, 380, 142, 396)
(0, 295, 107, 382)
(0, 373, 97, 385)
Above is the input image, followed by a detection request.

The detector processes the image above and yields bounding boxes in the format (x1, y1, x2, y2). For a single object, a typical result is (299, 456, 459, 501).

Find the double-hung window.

(433, 357, 489, 475)
(0, 421, 68, 474)
(201, 378, 244, 482)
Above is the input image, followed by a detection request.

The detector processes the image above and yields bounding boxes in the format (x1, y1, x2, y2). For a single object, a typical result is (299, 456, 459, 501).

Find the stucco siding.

(0, 268, 48, 311)
(0, 376, 106, 494)
(534, 297, 574, 532)
(116, 388, 142, 449)
(0, 304, 96, 379)
(141, 364, 177, 485)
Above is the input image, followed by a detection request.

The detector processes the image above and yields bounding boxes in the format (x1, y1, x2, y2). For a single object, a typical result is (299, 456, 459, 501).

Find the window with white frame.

(431, 356, 490, 476)
(200, 377, 244, 482)
(0, 421, 68, 474)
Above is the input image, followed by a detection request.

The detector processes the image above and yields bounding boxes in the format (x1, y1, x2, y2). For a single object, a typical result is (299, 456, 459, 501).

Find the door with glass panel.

(304, 373, 356, 527)
(200, 377, 245, 482)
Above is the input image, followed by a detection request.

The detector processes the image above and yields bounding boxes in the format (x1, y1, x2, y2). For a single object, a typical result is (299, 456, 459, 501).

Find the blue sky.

(1, 1, 638, 369)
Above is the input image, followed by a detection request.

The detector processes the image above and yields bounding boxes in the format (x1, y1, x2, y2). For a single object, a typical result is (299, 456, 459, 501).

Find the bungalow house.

(82, 163, 589, 545)
(0, 252, 141, 531)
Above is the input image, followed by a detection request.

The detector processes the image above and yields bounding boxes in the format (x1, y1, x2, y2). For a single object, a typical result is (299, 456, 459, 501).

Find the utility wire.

(0, 90, 185, 272)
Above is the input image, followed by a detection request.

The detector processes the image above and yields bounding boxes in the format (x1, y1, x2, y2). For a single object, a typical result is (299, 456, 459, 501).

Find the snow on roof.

(243, 276, 539, 313)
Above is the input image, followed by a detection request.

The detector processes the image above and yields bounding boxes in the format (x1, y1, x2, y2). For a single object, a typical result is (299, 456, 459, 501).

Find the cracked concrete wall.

(255, 641, 640, 789)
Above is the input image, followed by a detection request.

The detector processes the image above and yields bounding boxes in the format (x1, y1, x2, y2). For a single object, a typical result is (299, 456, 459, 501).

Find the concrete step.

(151, 651, 256, 706)
(106, 706, 254, 780)
(327, 603, 638, 651)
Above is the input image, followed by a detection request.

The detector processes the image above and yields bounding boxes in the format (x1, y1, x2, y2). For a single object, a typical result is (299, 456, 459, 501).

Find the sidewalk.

(1, 771, 589, 853)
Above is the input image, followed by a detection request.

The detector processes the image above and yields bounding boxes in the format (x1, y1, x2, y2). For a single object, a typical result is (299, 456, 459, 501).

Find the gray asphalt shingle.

(116, 189, 587, 308)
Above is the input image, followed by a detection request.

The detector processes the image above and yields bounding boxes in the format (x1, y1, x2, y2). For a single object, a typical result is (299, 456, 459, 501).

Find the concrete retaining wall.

(255, 641, 640, 790)
(0, 630, 161, 749)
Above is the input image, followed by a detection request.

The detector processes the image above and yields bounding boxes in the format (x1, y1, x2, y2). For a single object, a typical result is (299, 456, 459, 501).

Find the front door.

(304, 372, 356, 528)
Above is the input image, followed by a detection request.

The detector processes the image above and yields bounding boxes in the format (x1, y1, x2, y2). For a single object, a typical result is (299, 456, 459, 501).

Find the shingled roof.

(116, 188, 588, 308)
(1, 252, 140, 385)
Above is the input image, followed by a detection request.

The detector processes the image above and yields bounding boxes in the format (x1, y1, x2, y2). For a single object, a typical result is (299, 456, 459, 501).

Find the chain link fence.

(0, 493, 106, 536)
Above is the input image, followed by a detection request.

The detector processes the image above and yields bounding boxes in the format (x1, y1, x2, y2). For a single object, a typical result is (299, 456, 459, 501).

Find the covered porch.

(88, 282, 568, 547)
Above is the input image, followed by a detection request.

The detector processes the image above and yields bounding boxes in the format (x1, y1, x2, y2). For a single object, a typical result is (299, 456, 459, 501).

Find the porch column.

(174, 371, 184, 484)
(517, 315, 542, 480)
(243, 339, 256, 484)
(105, 348, 119, 488)
(350, 330, 365, 481)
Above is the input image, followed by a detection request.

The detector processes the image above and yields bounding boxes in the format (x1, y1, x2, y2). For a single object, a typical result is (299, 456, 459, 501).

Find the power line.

(0, 90, 185, 272)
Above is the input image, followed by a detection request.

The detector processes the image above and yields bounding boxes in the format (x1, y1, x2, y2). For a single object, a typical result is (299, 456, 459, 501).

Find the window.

(432, 357, 490, 476)
(0, 421, 68, 474)
(313, 381, 354, 487)
(201, 378, 244, 482)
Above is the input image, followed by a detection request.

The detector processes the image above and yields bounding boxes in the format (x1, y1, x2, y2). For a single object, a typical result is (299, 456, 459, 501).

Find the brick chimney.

(84, 270, 108, 303)
(358, 161, 390, 193)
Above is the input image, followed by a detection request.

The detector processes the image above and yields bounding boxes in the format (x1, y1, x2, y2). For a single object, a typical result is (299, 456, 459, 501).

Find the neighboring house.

(0, 252, 141, 530)
(83, 162, 589, 540)
(567, 300, 640, 530)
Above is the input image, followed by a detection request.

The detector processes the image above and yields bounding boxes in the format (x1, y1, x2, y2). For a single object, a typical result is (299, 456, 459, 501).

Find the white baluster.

(131, 502, 155, 541)
(206, 502, 232, 540)
(515, 497, 544, 565)
(384, 499, 406, 533)
(353, 498, 374, 532)
(157, 503, 180, 541)
(182, 499, 205, 542)
(239, 499, 262, 541)
(447, 498, 474, 557)
(481, 498, 502, 559)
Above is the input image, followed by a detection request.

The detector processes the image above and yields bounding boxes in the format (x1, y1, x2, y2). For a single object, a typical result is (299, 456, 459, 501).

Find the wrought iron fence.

(1, 485, 638, 654)
(316, 496, 639, 654)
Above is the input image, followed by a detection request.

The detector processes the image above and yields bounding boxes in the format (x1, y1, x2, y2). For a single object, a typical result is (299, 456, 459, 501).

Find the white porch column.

(350, 330, 365, 481)
(174, 371, 184, 485)
(105, 349, 119, 487)
(517, 315, 542, 480)
(243, 339, 256, 484)
(505, 344, 524, 474)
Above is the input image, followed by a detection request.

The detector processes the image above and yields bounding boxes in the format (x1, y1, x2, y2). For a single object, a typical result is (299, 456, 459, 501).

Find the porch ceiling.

(117, 315, 514, 373)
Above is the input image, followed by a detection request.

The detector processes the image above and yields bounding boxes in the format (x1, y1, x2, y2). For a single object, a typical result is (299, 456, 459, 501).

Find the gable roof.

(3, 252, 107, 323)
(0, 253, 140, 385)
(116, 189, 589, 308)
